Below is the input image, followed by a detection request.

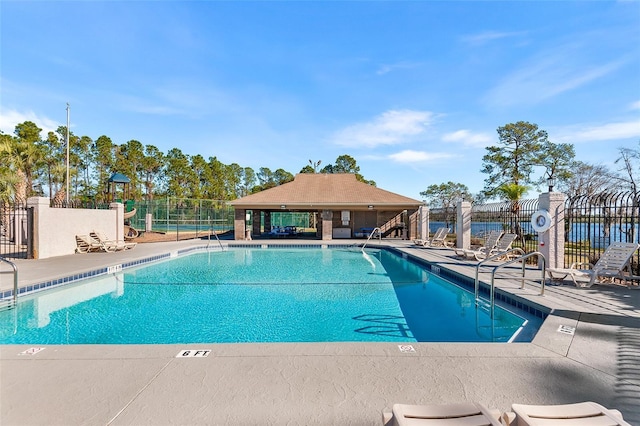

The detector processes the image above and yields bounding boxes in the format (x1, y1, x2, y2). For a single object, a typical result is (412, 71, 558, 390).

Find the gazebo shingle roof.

(231, 173, 422, 209)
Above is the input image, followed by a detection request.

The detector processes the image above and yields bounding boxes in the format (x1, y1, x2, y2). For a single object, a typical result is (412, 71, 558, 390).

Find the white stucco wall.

(28, 197, 121, 259)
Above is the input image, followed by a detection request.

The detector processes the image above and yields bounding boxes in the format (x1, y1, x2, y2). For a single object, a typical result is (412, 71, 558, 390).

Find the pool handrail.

(487, 251, 546, 318)
(207, 230, 224, 251)
(0, 256, 18, 305)
(474, 249, 547, 318)
(474, 247, 525, 301)
(361, 227, 381, 252)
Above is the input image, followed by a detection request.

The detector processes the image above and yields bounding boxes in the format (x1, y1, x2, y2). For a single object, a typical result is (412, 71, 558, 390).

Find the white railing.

(361, 227, 381, 252)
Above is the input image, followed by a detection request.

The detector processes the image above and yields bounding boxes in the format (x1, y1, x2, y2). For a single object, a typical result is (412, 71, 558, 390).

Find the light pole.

(547, 175, 556, 192)
(309, 159, 321, 173)
(66, 103, 70, 205)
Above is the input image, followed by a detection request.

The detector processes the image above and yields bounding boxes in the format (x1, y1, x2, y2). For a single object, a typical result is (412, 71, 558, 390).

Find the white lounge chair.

(75, 234, 119, 253)
(383, 402, 502, 426)
(91, 230, 136, 251)
(75, 235, 104, 253)
(413, 227, 448, 247)
(488, 233, 518, 259)
(455, 230, 503, 259)
(463, 233, 517, 261)
(504, 401, 631, 425)
(419, 227, 451, 247)
(546, 241, 639, 288)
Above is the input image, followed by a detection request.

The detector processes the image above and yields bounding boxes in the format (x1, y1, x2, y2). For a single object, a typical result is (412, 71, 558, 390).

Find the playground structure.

(107, 173, 139, 240)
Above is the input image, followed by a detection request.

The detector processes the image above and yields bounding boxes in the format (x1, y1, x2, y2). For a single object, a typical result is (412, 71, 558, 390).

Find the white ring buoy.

(531, 210, 552, 233)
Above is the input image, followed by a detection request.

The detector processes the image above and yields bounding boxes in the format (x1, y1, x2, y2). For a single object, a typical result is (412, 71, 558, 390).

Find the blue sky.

(1, 1, 639, 200)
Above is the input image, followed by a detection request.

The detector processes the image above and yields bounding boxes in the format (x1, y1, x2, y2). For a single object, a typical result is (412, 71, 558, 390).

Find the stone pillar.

(110, 202, 124, 243)
(27, 197, 50, 259)
(537, 192, 566, 269)
(418, 206, 429, 240)
(321, 209, 333, 240)
(456, 201, 471, 249)
(234, 208, 246, 240)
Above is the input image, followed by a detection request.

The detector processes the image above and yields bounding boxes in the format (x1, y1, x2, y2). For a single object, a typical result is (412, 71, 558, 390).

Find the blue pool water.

(0, 248, 541, 344)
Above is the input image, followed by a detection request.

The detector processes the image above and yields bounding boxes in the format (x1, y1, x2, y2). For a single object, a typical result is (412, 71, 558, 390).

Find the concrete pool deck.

(1, 239, 639, 425)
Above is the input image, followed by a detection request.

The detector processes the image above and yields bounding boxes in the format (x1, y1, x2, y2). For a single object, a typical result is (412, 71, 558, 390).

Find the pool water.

(0, 248, 539, 344)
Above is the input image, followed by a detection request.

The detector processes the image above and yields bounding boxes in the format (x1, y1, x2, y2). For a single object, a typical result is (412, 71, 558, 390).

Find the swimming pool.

(0, 247, 542, 344)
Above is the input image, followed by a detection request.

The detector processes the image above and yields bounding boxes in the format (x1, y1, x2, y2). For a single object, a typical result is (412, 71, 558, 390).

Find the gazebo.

(230, 173, 423, 240)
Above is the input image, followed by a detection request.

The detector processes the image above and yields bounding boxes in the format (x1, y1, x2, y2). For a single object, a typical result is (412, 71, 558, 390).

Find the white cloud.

(388, 150, 454, 163)
(630, 100, 640, 110)
(0, 109, 60, 135)
(554, 119, 640, 143)
(442, 129, 493, 147)
(376, 61, 420, 75)
(461, 30, 527, 46)
(331, 109, 434, 148)
(485, 52, 626, 107)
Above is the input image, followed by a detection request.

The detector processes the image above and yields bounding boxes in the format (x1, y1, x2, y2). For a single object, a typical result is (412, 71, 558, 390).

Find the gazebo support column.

(321, 210, 333, 240)
(234, 209, 246, 240)
(264, 212, 272, 234)
(252, 210, 262, 236)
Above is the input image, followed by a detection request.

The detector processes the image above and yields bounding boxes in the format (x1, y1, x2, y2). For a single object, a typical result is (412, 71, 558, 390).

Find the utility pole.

(66, 103, 70, 205)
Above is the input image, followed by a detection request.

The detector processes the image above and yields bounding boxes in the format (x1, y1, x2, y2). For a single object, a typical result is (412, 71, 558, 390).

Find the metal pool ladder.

(474, 249, 546, 318)
(0, 256, 18, 308)
(361, 227, 381, 252)
(207, 231, 225, 251)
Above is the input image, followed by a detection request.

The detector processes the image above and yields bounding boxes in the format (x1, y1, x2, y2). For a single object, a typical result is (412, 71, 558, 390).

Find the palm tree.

(496, 183, 529, 241)
(2, 123, 44, 204)
(0, 133, 20, 236)
(50, 163, 68, 207)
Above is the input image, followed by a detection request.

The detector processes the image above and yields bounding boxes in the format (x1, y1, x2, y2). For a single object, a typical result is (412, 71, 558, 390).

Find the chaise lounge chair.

(90, 230, 137, 251)
(487, 232, 518, 259)
(414, 227, 445, 246)
(462, 233, 517, 261)
(546, 241, 639, 288)
(382, 402, 502, 426)
(75, 235, 104, 253)
(455, 230, 503, 259)
(503, 401, 631, 425)
(414, 227, 451, 248)
(75, 234, 120, 253)
(429, 227, 452, 247)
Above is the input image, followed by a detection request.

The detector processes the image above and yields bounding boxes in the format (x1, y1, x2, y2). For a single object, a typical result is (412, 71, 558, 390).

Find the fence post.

(456, 201, 471, 249)
(27, 197, 50, 259)
(110, 202, 125, 243)
(145, 213, 153, 232)
(26, 206, 34, 259)
(537, 191, 566, 269)
(419, 206, 429, 240)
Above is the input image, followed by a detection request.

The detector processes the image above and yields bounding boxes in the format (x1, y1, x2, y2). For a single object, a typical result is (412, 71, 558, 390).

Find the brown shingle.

(231, 173, 422, 209)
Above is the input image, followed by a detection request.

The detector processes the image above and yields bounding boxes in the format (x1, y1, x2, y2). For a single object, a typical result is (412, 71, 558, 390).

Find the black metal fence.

(0, 201, 31, 259)
(429, 199, 540, 254)
(429, 207, 457, 234)
(50, 199, 111, 209)
(470, 199, 540, 255)
(565, 192, 640, 274)
(431, 192, 640, 272)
